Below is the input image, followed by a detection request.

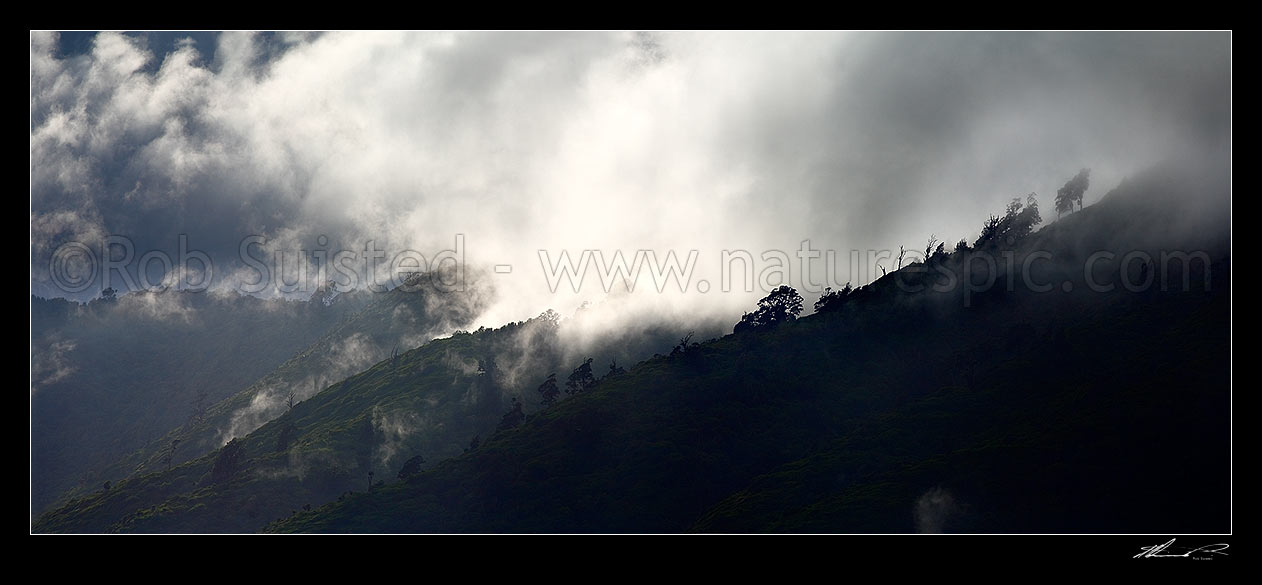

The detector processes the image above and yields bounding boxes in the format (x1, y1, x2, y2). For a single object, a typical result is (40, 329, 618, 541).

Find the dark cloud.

(30, 31, 1230, 325)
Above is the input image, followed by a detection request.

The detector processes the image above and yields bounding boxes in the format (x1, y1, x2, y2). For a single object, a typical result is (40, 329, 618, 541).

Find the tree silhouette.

(606, 360, 626, 379)
(566, 358, 596, 395)
(814, 283, 853, 313)
(537, 373, 560, 406)
(974, 193, 1042, 249)
(734, 285, 804, 333)
(1055, 168, 1090, 218)
(975, 214, 1003, 249)
(397, 454, 426, 480)
(923, 234, 948, 266)
(670, 332, 695, 357)
(1010, 193, 1041, 241)
(1054, 191, 1073, 218)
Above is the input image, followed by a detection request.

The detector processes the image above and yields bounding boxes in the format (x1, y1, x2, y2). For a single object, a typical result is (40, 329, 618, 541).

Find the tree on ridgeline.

(974, 193, 1042, 250)
(606, 360, 626, 379)
(670, 332, 694, 357)
(814, 283, 853, 313)
(1055, 168, 1090, 218)
(924, 234, 947, 265)
(734, 285, 804, 333)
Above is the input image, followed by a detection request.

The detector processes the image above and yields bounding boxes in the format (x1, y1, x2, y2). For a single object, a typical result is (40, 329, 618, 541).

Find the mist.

(30, 31, 1231, 335)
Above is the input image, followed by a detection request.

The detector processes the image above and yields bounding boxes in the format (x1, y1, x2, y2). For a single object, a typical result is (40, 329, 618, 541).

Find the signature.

(1134, 539, 1229, 559)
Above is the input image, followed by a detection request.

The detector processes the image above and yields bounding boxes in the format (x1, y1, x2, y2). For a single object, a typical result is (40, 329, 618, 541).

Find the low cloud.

(220, 386, 287, 445)
(915, 487, 963, 534)
(31, 339, 77, 391)
(31, 31, 1230, 333)
(372, 406, 432, 471)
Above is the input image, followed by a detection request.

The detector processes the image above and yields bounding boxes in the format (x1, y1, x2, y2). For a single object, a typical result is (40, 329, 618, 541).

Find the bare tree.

(606, 360, 626, 379)
(671, 332, 695, 356)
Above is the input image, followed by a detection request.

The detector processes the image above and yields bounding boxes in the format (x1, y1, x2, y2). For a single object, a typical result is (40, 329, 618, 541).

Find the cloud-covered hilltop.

(31, 31, 1230, 328)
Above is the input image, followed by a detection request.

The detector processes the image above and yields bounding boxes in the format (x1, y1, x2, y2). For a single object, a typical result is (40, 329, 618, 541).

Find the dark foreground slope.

(269, 163, 1229, 533)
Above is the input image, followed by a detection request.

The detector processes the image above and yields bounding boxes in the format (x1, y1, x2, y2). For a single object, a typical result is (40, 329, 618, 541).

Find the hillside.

(36, 161, 1231, 533)
(33, 313, 553, 532)
(30, 288, 374, 515)
(38, 272, 491, 514)
(33, 281, 698, 533)
(270, 276, 1227, 532)
(267, 162, 1230, 533)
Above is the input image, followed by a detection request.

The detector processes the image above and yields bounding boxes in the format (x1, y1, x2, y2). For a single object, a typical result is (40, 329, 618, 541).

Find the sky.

(29, 31, 1231, 329)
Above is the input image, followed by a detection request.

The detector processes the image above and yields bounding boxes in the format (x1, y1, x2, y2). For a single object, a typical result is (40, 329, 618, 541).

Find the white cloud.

(31, 31, 1230, 330)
